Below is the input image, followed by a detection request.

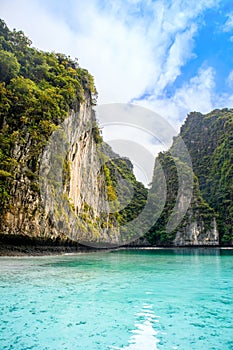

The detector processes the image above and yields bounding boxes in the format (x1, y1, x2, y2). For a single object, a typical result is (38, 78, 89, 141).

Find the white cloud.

(0, 0, 230, 269)
(155, 24, 197, 92)
(172, 66, 215, 113)
(2, 0, 233, 183)
(1, 0, 220, 107)
(226, 70, 233, 87)
(223, 13, 233, 32)
(134, 66, 213, 126)
(135, 65, 233, 130)
(1, 0, 76, 54)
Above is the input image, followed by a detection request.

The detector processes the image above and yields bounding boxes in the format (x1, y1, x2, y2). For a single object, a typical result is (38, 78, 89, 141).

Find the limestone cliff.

(146, 108, 232, 246)
(146, 138, 219, 246)
(0, 90, 148, 248)
(179, 109, 233, 244)
(172, 177, 219, 246)
(0, 20, 148, 248)
(0, 93, 117, 246)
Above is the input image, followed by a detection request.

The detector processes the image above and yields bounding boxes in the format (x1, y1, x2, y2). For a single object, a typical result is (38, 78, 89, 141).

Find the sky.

(1, 0, 233, 183)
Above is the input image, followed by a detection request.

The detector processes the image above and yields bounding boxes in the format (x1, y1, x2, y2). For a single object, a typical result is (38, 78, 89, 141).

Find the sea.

(0, 248, 233, 349)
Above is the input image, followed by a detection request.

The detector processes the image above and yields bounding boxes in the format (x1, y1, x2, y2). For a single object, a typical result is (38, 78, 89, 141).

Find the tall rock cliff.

(146, 108, 232, 246)
(0, 20, 147, 248)
(179, 109, 233, 244)
(145, 152, 219, 246)
(1, 93, 118, 246)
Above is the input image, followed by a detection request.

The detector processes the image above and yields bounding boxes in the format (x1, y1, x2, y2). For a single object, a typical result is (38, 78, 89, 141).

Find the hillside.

(146, 109, 232, 246)
(179, 109, 233, 244)
(0, 19, 147, 249)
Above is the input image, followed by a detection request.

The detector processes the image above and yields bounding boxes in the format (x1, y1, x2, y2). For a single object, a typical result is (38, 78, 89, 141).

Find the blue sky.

(1, 0, 233, 128)
(2, 0, 233, 184)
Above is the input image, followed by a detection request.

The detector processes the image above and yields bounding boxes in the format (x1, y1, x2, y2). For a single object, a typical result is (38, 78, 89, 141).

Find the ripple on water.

(110, 304, 160, 350)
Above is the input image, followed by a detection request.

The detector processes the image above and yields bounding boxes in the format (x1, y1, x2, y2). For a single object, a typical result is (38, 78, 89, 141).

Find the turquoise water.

(0, 249, 233, 350)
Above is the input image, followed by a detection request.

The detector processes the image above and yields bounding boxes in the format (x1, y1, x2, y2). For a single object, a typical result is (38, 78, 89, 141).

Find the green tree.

(0, 50, 20, 83)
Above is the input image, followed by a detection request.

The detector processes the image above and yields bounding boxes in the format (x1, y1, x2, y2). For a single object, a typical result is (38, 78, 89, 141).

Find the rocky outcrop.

(145, 141, 219, 246)
(178, 109, 233, 244)
(172, 175, 219, 246)
(39, 93, 120, 247)
(0, 17, 148, 249)
(146, 108, 232, 246)
(174, 218, 218, 246)
(0, 93, 121, 247)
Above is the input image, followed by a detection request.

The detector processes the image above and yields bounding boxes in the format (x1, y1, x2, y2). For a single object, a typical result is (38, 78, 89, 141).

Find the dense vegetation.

(180, 109, 233, 244)
(146, 153, 180, 245)
(0, 19, 97, 209)
(146, 109, 233, 245)
(93, 133, 148, 241)
(0, 19, 147, 244)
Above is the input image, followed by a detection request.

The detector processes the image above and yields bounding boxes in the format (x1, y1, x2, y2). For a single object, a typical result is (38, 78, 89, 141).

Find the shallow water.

(0, 249, 233, 350)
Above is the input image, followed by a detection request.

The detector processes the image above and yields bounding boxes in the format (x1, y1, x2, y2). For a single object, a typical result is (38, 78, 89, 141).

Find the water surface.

(0, 249, 233, 349)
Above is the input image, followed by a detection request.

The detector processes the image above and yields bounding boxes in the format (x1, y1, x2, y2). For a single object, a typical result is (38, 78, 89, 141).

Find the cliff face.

(146, 151, 219, 246)
(0, 89, 148, 248)
(0, 20, 148, 248)
(179, 109, 233, 244)
(1, 94, 120, 246)
(172, 177, 219, 246)
(146, 108, 233, 246)
(174, 218, 218, 246)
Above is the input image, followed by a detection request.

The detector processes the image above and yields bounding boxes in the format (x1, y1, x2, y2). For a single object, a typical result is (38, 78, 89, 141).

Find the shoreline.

(1, 242, 233, 257)
(0, 234, 96, 257)
(0, 233, 232, 257)
(1, 247, 233, 257)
